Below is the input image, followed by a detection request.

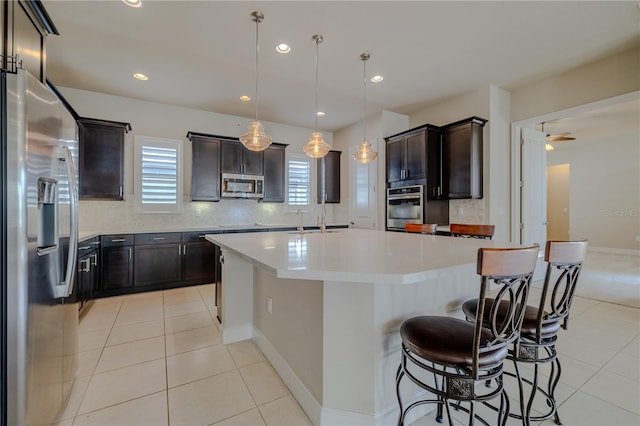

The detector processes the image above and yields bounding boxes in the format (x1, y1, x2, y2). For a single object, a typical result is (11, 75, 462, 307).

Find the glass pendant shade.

(304, 131, 331, 158)
(352, 52, 378, 164)
(353, 139, 378, 164)
(240, 121, 272, 152)
(241, 11, 271, 152)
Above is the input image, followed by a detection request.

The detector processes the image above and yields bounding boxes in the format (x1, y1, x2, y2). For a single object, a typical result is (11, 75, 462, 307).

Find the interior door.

(349, 144, 377, 229)
(521, 127, 547, 249)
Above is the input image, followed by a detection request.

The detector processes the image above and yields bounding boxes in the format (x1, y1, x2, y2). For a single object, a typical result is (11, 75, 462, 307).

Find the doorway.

(546, 164, 570, 241)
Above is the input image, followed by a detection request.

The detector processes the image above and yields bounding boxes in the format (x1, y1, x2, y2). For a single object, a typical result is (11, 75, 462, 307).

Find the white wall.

(333, 110, 409, 230)
(511, 46, 639, 122)
(59, 87, 348, 233)
(546, 133, 639, 250)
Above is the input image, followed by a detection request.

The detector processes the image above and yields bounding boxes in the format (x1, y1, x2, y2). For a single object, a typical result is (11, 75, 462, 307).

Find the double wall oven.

(386, 186, 424, 230)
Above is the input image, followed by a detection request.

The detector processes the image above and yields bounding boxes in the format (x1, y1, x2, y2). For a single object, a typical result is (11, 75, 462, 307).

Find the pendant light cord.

(362, 55, 367, 142)
(254, 15, 260, 122)
(314, 36, 320, 132)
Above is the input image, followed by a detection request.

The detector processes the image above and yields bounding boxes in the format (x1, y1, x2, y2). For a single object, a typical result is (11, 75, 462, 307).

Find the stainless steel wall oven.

(386, 186, 424, 230)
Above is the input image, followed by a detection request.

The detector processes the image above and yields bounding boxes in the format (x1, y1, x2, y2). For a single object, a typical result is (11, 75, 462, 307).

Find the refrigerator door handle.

(55, 147, 79, 298)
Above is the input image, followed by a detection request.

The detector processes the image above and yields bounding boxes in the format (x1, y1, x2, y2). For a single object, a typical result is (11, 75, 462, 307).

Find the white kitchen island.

(205, 229, 518, 425)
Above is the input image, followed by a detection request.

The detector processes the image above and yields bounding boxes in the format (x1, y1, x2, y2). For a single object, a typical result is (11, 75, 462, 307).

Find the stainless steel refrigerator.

(2, 68, 79, 426)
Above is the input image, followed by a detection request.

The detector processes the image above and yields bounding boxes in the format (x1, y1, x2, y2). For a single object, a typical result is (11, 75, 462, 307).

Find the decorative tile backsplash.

(448, 199, 485, 224)
(79, 197, 349, 233)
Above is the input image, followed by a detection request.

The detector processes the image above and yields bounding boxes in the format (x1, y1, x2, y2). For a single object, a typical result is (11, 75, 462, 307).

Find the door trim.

(510, 91, 639, 244)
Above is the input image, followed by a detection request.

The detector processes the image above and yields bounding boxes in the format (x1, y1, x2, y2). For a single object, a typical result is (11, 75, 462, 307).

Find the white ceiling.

(43, 1, 639, 133)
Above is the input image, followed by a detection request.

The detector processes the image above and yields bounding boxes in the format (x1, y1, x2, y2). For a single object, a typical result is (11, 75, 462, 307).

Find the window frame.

(286, 152, 315, 212)
(133, 135, 183, 214)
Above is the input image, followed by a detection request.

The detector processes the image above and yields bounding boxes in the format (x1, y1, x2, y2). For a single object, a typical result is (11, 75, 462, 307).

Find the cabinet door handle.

(90, 253, 98, 266)
(79, 258, 90, 273)
(152, 237, 165, 241)
(219, 255, 224, 264)
(78, 245, 92, 251)
(198, 235, 206, 238)
(111, 238, 126, 242)
(183, 244, 187, 256)
(119, 185, 123, 198)
(91, 241, 101, 246)
(129, 247, 132, 260)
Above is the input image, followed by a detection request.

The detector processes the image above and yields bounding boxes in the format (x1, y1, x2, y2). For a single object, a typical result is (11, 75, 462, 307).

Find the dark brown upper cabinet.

(386, 130, 425, 183)
(442, 116, 487, 199)
(262, 143, 288, 203)
(317, 150, 341, 203)
(188, 132, 221, 202)
(221, 140, 263, 175)
(1, 0, 58, 80)
(78, 118, 131, 200)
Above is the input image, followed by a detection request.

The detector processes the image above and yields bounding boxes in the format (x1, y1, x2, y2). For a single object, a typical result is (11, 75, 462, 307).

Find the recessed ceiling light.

(240, 95, 251, 102)
(316, 111, 325, 117)
(133, 73, 148, 81)
(122, 0, 142, 8)
(276, 43, 291, 54)
(371, 75, 383, 83)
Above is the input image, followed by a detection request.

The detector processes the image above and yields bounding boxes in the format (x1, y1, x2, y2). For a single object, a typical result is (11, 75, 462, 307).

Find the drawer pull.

(153, 237, 166, 241)
(91, 241, 101, 246)
(78, 245, 92, 250)
(198, 235, 206, 238)
(111, 238, 126, 242)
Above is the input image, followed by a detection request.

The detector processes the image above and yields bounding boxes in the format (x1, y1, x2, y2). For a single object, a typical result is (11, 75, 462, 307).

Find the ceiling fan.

(541, 122, 576, 142)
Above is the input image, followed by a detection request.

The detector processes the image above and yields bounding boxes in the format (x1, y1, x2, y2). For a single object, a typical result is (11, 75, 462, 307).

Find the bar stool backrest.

(472, 244, 539, 376)
(450, 223, 495, 239)
(405, 223, 437, 234)
(536, 240, 588, 338)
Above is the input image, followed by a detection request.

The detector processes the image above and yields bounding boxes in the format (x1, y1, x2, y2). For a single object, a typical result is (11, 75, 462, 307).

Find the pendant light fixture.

(239, 11, 272, 152)
(304, 35, 331, 159)
(352, 53, 378, 164)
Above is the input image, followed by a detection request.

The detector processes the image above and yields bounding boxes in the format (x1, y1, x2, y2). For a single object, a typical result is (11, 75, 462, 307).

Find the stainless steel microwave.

(221, 173, 264, 199)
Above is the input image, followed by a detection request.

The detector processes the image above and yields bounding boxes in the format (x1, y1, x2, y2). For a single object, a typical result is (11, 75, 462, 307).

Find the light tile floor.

(55, 284, 312, 426)
(56, 282, 639, 426)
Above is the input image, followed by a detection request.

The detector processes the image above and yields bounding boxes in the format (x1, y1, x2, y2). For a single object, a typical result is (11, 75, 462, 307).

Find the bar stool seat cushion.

(461, 299, 562, 340)
(400, 316, 508, 368)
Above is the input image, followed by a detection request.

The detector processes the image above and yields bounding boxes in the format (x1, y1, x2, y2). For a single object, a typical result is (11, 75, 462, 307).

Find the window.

(287, 154, 312, 209)
(134, 135, 182, 214)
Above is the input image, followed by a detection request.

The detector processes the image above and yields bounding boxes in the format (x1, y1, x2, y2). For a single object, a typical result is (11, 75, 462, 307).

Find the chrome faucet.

(318, 195, 327, 234)
(297, 209, 304, 234)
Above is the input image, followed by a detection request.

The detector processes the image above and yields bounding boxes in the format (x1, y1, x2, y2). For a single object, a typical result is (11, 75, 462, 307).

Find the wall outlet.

(267, 296, 273, 314)
(457, 207, 464, 216)
(195, 209, 201, 217)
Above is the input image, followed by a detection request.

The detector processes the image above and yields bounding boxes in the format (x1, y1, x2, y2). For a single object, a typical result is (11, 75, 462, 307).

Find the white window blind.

(287, 158, 311, 207)
(134, 136, 182, 213)
(141, 145, 177, 204)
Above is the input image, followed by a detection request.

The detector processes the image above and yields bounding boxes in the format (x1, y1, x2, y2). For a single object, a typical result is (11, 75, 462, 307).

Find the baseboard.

(252, 326, 437, 425)
(220, 323, 252, 345)
(252, 326, 323, 425)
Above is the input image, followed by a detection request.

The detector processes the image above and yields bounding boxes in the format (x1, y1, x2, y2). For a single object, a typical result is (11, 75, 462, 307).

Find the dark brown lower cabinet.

(182, 241, 216, 282)
(101, 245, 134, 291)
(134, 244, 182, 287)
(98, 232, 218, 297)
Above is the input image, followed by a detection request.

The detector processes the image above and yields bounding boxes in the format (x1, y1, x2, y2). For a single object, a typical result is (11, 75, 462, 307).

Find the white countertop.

(78, 224, 347, 243)
(206, 229, 520, 285)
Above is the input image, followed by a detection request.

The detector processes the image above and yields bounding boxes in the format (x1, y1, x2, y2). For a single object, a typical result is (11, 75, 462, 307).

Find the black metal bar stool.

(462, 240, 588, 425)
(396, 244, 539, 425)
